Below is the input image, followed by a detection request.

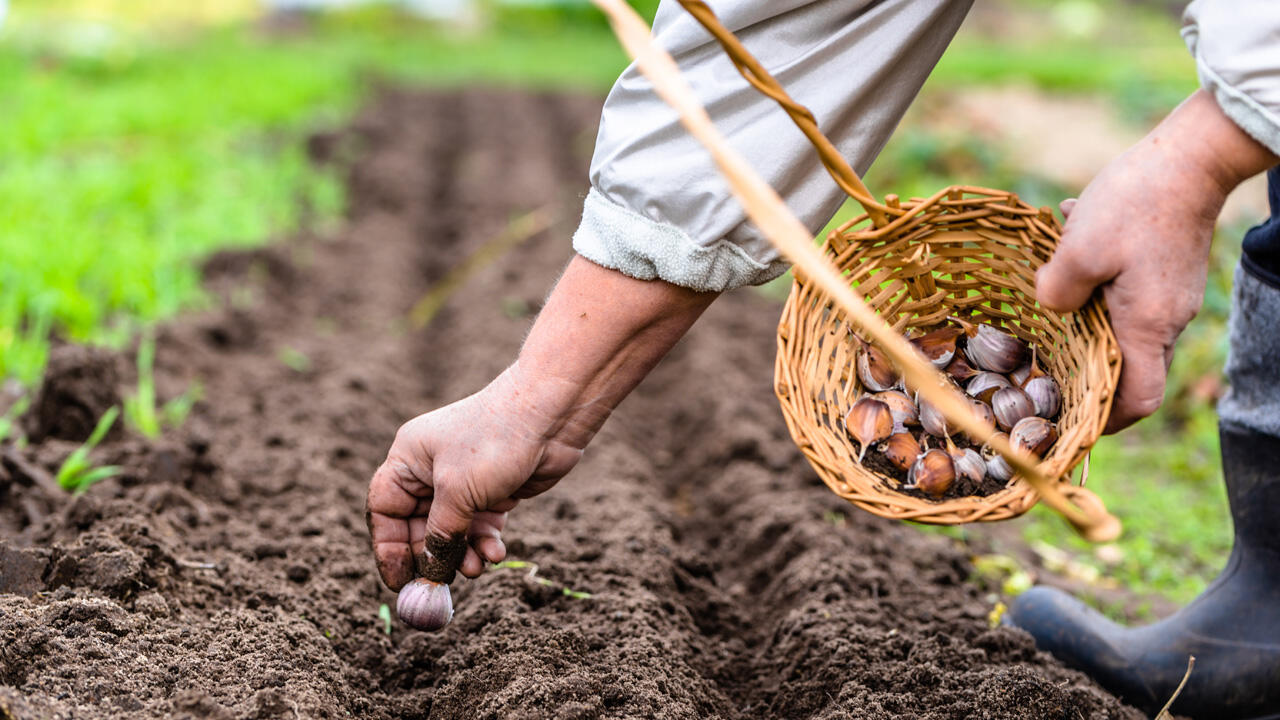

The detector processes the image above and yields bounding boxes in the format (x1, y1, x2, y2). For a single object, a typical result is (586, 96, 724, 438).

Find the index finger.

(366, 458, 432, 591)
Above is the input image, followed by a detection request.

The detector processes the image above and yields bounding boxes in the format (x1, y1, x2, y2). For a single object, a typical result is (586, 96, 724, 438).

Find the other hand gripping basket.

(597, 0, 1123, 539)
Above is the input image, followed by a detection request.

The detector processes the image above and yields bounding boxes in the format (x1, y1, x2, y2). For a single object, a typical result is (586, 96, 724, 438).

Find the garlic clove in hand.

(397, 578, 454, 631)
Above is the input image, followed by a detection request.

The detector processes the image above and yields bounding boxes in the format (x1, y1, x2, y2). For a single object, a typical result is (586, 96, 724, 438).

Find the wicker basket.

(777, 188, 1122, 524)
(595, 0, 1123, 539)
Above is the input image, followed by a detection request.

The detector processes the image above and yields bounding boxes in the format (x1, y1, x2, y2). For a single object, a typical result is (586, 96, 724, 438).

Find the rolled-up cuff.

(1218, 262, 1280, 437)
(572, 187, 790, 293)
(1183, 25, 1280, 157)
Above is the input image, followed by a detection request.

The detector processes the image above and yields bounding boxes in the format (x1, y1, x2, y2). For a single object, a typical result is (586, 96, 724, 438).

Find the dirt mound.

(24, 344, 122, 443)
(0, 88, 1140, 719)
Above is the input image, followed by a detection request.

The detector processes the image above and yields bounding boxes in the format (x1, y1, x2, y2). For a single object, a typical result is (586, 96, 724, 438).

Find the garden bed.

(0, 88, 1140, 719)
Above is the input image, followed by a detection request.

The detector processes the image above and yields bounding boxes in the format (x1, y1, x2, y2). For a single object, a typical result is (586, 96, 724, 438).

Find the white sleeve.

(1183, 0, 1280, 156)
(572, 0, 974, 292)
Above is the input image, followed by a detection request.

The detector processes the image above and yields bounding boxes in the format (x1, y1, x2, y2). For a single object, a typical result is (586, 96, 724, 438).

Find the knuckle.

(460, 473, 489, 514)
(433, 469, 485, 510)
(392, 419, 419, 447)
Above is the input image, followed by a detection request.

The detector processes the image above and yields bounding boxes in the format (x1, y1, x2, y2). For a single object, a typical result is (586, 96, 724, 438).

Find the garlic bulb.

(964, 398, 997, 444)
(992, 386, 1035, 431)
(873, 390, 918, 430)
(963, 323, 1027, 374)
(1010, 416, 1058, 458)
(856, 340, 899, 392)
(908, 449, 956, 499)
(945, 353, 980, 382)
(397, 578, 454, 631)
(986, 453, 1014, 482)
(910, 326, 963, 368)
(917, 395, 953, 439)
(966, 372, 1011, 404)
(847, 397, 894, 461)
(949, 446, 986, 484)
(881, 432, 921, 472)
(981, 432, 1014, 482)
(1024, 376, 1061, 419)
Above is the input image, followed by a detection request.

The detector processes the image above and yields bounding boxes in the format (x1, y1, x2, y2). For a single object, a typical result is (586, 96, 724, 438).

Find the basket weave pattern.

(776, 188, 1121, 523)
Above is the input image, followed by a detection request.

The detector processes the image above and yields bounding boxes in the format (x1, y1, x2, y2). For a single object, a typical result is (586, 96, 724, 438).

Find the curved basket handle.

(1060, 486, 1121, 542)
(676, 0, 888, 227)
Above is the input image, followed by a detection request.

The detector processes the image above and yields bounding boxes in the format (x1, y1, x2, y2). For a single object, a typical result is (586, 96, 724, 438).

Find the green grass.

(0, 6, 630, 385)
(123, 331, 201, 438)
(936, 0, 1196, 123)
(55, 404, 122, 493)
(1020, 408, 1232, 607)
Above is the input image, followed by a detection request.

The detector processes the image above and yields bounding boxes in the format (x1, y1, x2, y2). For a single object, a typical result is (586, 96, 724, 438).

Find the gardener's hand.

(1036, 90, 1277, 433)
(367, 256, 716, 591)
(366, 364, 596, 589)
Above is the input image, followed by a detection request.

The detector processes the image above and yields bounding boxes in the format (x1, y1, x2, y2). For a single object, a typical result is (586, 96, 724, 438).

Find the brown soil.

(0, 88, 1142, 719)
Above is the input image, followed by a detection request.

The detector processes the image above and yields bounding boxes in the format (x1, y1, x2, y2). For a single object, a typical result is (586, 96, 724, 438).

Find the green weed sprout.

(56, 406, 123, 494)
(162, 382, 202, 430)
(0, 395, 30, 444)
(125, 333, 159, 438)
(490, 560, 592, 600)
(379, 603, 393, 635)
(124, 332, 202, 439)
(277, 347, 311, 373)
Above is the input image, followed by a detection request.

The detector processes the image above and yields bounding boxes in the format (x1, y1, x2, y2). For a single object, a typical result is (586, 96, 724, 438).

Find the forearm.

(507, 255, 718, 449)
(1153, 90, 1276, 199)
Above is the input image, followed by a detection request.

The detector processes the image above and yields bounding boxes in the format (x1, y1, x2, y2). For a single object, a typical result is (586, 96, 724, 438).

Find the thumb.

(1036, 215, 1119, 312)
(419, 474, 476, 584)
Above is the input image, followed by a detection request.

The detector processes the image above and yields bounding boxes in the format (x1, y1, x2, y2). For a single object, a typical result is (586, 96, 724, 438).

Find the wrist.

(1160, 90, 1277, 197)
(510, 256, 716, 438)
(482, 362, 605, 452)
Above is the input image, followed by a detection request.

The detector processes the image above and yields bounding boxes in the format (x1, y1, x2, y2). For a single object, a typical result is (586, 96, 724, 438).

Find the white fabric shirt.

(574, 0, 1280, 293)
(1183, 0, 1280, 158)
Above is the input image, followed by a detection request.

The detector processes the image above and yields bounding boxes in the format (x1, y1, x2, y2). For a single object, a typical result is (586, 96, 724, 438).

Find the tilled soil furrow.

(0, 88, 1141, 720)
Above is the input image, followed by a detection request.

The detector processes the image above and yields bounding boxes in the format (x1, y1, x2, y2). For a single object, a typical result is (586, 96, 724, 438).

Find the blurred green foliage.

(0, 3, 631, 384)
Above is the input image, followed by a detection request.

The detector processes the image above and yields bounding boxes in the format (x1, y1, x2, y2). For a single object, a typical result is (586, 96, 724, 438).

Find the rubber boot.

(1006, 421, 1280, 719)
